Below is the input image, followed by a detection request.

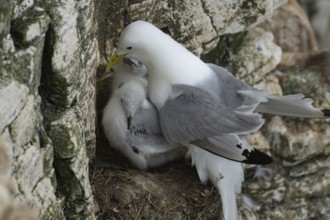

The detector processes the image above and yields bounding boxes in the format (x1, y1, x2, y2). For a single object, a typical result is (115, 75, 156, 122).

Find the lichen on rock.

(0, 0, 98, 218)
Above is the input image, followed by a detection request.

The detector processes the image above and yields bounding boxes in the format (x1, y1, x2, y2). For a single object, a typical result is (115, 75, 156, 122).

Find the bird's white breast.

(147, 50, 214, 109)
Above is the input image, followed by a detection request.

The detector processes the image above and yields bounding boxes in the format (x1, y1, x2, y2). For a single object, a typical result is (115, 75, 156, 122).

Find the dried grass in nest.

(90, 145, 223, 219)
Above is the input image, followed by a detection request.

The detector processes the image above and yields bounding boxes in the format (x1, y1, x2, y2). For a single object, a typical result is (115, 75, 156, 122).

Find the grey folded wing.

(128, 100, 177, 152)
(193, 134, 273, 164)
(159, 84, 264, 145)
(209, 63, 328, 118)
(207, 63, 254, 107)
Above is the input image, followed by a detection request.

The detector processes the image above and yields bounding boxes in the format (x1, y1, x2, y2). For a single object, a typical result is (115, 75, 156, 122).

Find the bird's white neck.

(143, 41, 213, 109)
(147, 43, 213, 85)
(148, 76, 171, 110)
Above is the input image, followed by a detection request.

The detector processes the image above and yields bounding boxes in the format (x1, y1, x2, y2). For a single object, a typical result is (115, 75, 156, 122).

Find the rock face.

(259, 0, 318, 53)
(243, 50, 330, 220)
(0, 138, 40, 220)
(0, 0, 98, 219)
(300, 0, 330, 49)
(98, 0, 283, 60)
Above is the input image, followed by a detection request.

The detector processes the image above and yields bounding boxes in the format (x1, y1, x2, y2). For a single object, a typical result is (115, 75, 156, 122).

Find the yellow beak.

(106, 54, 125, 71)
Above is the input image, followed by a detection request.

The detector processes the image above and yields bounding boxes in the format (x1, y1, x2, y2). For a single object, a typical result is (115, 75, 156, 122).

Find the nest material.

(90, 144, 223, 219)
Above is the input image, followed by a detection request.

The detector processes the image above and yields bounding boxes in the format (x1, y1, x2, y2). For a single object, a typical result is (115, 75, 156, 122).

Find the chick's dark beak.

(127, 116, 132, 130)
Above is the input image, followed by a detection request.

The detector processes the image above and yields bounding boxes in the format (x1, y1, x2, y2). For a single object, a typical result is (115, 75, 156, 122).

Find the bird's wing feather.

(128, 100, 177, 153)
(207, 63, 253, 107)
(253, 93, 325, 118)
(193, 134, 273, 164)
(209, 63, 327, 118)
(159, 84, 264, 145)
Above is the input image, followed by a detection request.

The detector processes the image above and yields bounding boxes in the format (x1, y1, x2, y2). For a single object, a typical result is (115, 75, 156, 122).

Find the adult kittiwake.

(112, 21, 329, 157)
(108, 20, 330, 220)
(102, 58, 184, 170)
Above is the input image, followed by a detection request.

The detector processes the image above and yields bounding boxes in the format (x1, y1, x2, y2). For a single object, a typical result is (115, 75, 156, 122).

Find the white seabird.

(102, 58, 184, 170)
(113, 21, 328, 160)
(109, 20, 329, 220)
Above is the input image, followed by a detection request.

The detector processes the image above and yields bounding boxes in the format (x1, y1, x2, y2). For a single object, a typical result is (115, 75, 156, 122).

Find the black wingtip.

(322, 109, 330, 117)
(242, 149, 273, 165)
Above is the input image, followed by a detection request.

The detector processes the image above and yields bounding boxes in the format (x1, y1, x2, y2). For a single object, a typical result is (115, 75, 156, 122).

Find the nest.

(90, 141, 223, 219)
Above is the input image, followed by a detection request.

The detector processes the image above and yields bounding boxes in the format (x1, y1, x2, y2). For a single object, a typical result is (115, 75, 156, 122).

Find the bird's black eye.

(126, 46, 132, 50)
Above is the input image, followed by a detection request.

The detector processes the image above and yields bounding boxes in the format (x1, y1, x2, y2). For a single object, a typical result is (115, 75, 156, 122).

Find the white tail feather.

(239, 90, 325, 118)
(187, 145, 243, 220)
(256, 94, 324, 118)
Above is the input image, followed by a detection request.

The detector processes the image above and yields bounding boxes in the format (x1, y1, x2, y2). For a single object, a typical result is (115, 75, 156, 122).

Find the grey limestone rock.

(259, 0, 318, 53)
(241, 50, 330, 220)
(99, 0, 285, 59)
(0, 0, 98, 218)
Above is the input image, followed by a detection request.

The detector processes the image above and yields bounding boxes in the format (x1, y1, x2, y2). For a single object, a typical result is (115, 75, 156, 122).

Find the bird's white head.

(117, 20, 174, 66)
(115, 20, 213, 109)
(119, 80, 147, 119)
